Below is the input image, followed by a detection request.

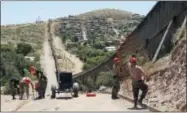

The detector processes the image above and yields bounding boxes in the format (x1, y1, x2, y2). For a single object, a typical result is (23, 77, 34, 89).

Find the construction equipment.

(51, 71, 73, 99)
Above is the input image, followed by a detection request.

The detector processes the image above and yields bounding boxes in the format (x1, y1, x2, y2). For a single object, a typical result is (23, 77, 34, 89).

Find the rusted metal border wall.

(74, 1, 187, 77)
(73, 2, 187, 91)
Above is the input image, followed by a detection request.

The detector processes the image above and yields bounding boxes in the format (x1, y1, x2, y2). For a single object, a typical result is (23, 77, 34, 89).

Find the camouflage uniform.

(111, 64, 121, 99)
(10, 78, 19, 100)
(36, 71, 47, 99)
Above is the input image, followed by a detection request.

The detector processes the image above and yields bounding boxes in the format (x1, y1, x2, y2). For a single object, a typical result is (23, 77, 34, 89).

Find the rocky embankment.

(146, 35, 186, 112)
(118, 28, 186, 112)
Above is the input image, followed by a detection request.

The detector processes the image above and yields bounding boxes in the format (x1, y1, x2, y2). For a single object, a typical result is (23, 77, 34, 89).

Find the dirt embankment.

(146, 36, 186, 112)
(51, 22, 84, 74)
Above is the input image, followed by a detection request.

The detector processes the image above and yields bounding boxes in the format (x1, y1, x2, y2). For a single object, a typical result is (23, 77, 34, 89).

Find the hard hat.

(113, 57, 119, 63)
(130, 57, 136, 63)
(30, 66, 36, 76)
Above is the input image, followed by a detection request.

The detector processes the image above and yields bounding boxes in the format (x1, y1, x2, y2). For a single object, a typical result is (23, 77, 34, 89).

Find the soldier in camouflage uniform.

(111, 57, 121, 99)
(9, 77, 20, 100)
(36, 71, 47, 99)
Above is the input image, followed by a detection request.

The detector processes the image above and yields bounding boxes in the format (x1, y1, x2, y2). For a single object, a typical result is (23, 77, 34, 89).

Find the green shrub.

(16, 43, 33, 56)
(95, 71, 113, 87)
(83, 63, 92, 70)
(1, 44, 14, 52)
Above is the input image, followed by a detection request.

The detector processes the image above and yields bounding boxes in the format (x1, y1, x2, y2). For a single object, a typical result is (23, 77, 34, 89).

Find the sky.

(1, 1, 157, 25)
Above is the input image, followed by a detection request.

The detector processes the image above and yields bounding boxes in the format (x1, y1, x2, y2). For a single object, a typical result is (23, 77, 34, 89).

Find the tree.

(16, 43, 32, 56)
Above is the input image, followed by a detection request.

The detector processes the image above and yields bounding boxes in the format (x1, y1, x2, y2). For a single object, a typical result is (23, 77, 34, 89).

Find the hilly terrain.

(77, 8, 135, 20)
(1, 2, 186, 112)
(1, 22, 46, 92)
(54, 8, 144, 70)
(1, 9, 143, 93)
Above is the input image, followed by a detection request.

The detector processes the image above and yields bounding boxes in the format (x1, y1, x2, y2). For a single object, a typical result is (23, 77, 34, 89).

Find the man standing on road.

(111, 57, 121, 99)
(128, 57, 149, 109)
(9, 77, 20, 100)
(36, 70, 48, 99)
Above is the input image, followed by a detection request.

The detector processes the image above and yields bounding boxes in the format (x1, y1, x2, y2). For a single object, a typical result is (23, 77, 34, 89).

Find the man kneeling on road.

(128, 57, 149, 109)
(19, 76, 34, 100)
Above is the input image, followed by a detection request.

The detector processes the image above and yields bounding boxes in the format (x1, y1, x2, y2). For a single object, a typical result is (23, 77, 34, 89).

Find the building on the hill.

(25, 56, 35, 61)
(105, 46, 116, 52)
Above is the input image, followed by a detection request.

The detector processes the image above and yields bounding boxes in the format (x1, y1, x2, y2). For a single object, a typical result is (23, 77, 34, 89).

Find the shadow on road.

(127, 107, 148, 110)
(55, 97, 73, 100)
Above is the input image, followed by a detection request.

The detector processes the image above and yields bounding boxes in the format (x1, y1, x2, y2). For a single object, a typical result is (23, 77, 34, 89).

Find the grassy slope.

(1, 23, 45, 52)
(77, 8, 134, 20)
(54, 9, 143, 70)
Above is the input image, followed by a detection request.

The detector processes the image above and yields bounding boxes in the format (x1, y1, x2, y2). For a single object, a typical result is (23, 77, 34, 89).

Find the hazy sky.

(1, 1, 157, 25)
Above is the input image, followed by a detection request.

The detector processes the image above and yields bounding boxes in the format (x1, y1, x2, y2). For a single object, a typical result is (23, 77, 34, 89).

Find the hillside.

(77, 8, 136, 20)
(54, 9, 144, 70)
(0, 8, 144, 92)
(1, 23, 45, 51)
(1, 22, 46, 91)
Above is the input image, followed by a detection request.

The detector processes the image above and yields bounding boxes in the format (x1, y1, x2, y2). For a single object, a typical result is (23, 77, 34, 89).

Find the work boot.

(111, 95, 115, 99)
(12, 97, 16, 100)
(43, 92, 45, 98)
(38, 96, 42, 99)
(138, 99, 146, 108)
(111, 95, 119, 99)
(36, 96, 42, 100)
(131, 106, 138, 109)
(132, 101, 138, 109)
(115, 96, 119, 99)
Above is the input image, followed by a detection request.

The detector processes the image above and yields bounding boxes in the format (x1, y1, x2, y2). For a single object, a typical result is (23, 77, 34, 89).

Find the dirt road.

(1, 21, 150, 112)
(40, 22, 58, 94)
(1, 93, 149, 111)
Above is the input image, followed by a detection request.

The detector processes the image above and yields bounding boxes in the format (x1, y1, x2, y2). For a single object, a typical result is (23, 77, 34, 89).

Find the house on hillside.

(105, 46, 116, 52)
(25, 56, 35, 61)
